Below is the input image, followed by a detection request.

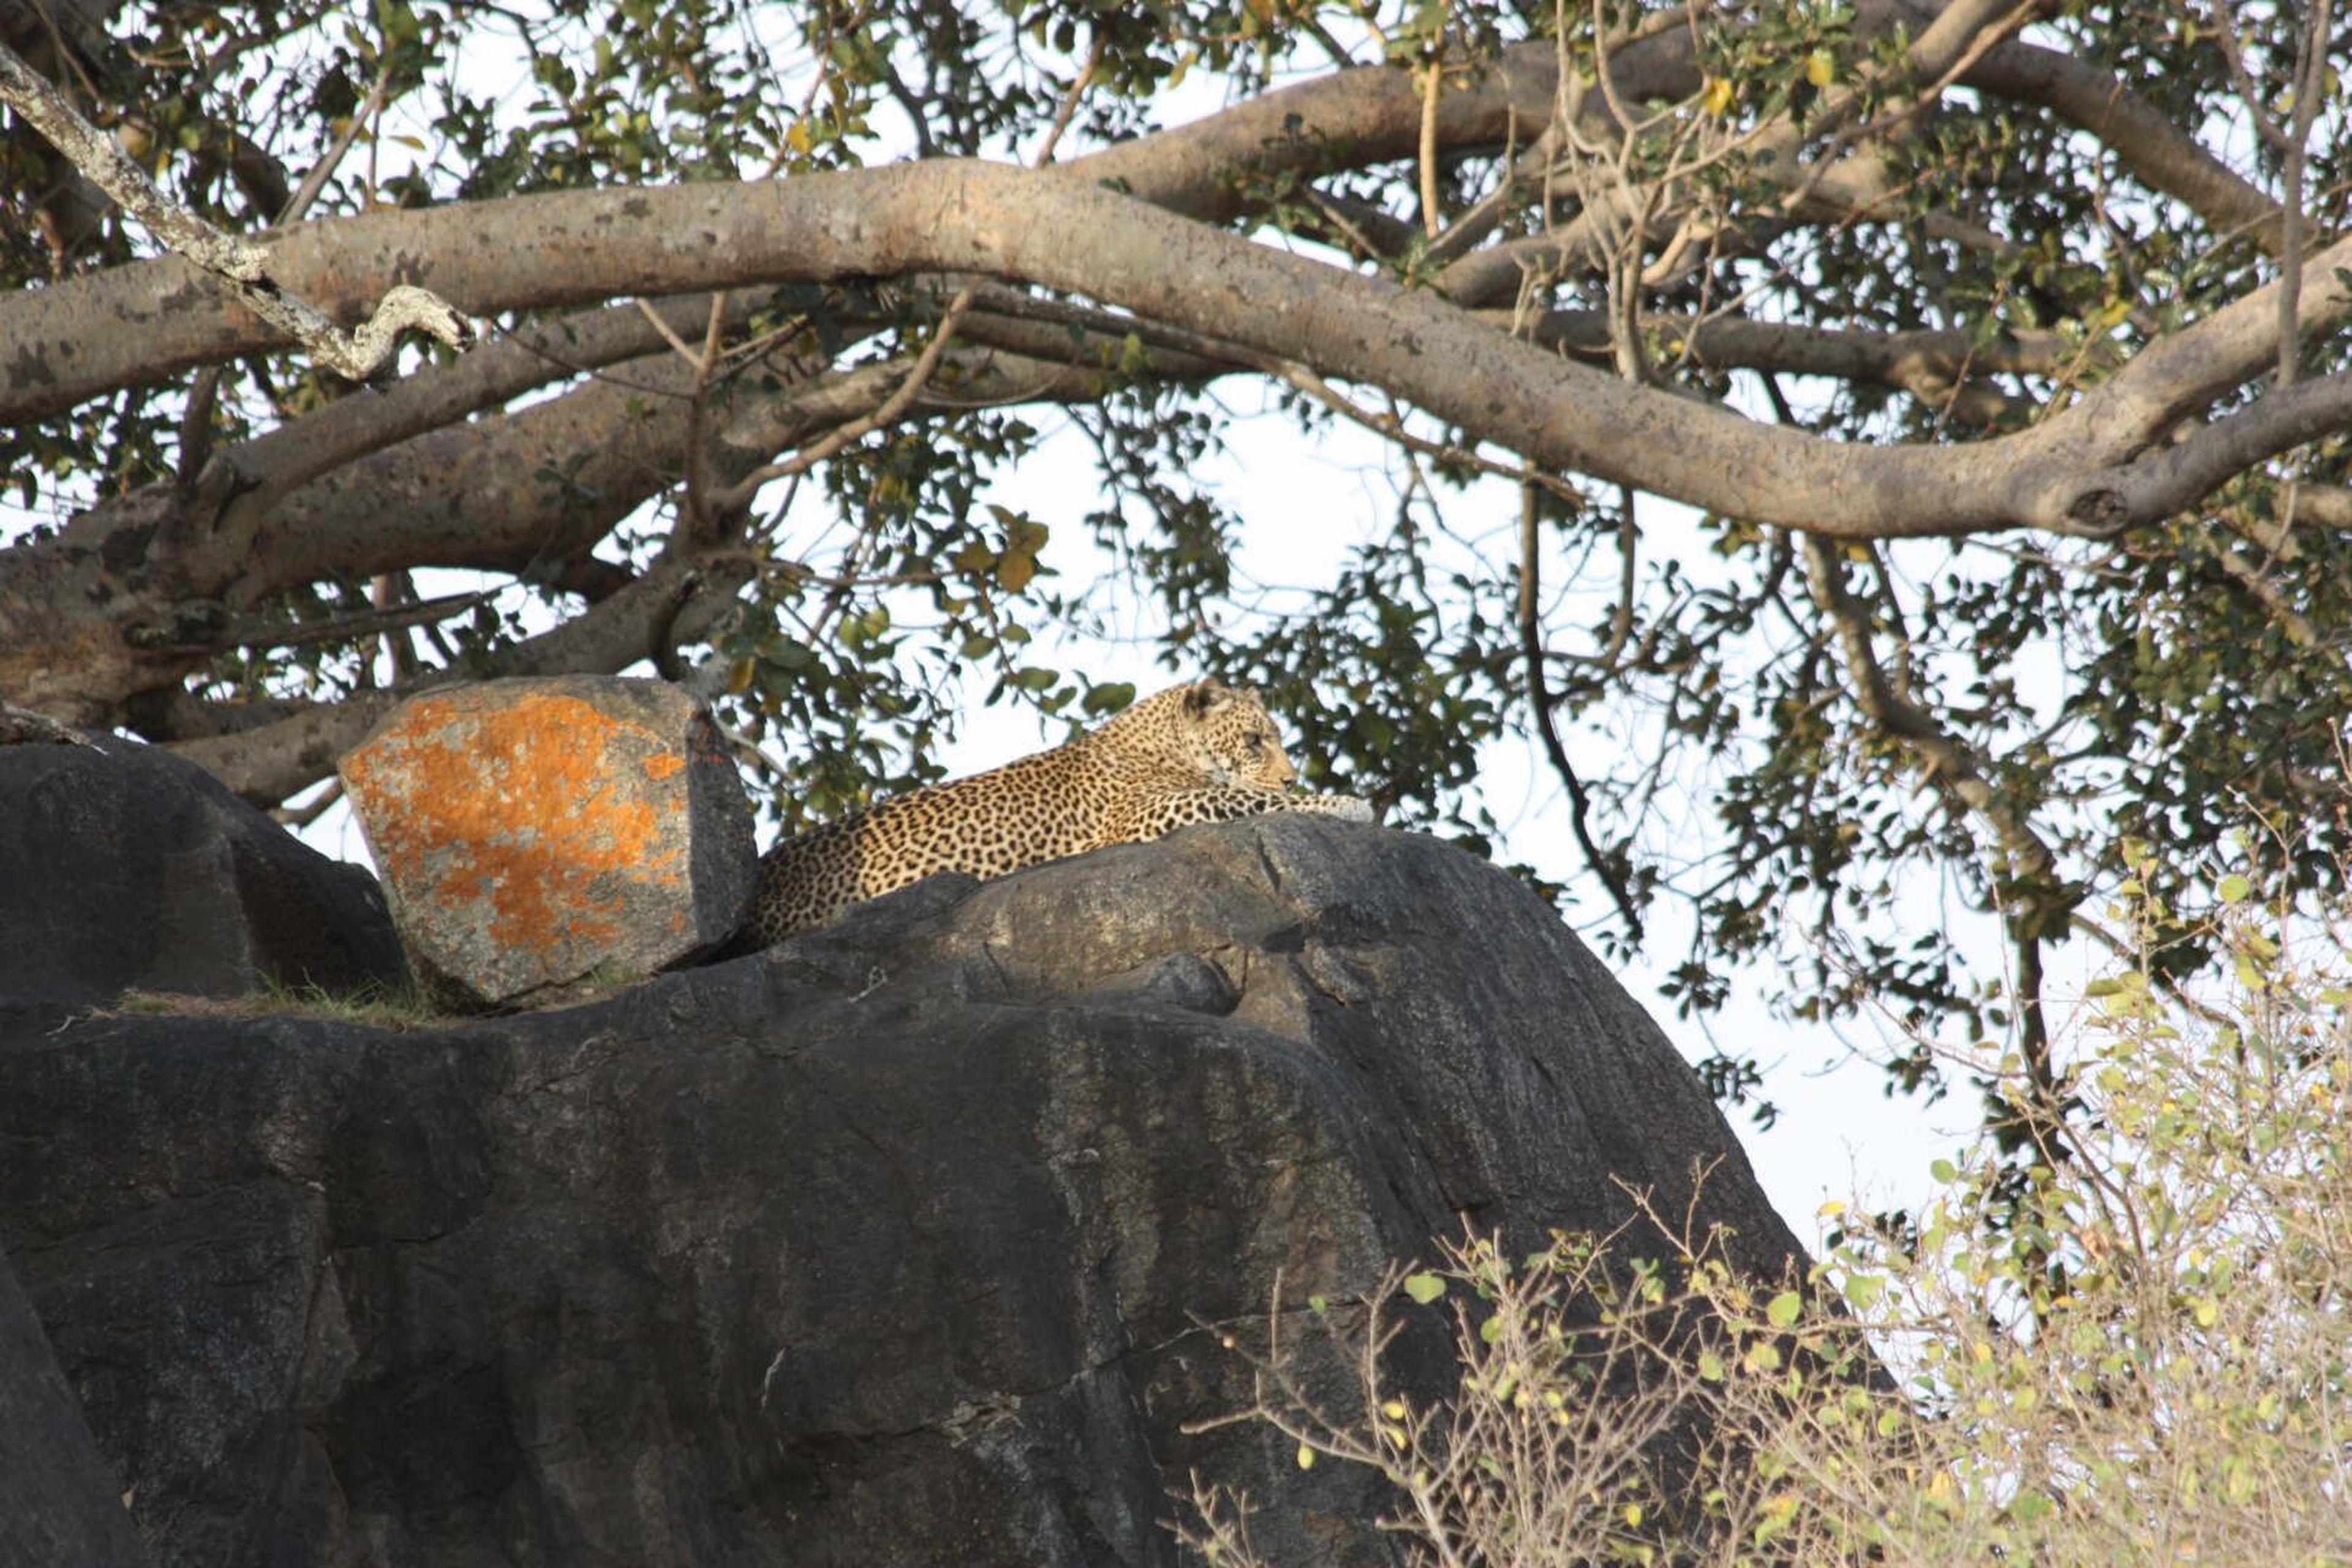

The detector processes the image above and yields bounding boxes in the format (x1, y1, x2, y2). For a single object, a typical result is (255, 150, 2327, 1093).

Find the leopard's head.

(1170, 680, 1300, 789)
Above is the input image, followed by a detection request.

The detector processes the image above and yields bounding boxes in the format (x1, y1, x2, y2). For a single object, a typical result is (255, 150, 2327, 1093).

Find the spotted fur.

(745, 680, 1373, 944)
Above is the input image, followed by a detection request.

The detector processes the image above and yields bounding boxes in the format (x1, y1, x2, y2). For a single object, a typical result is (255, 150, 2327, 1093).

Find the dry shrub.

(1179, 878, 2352, 1565)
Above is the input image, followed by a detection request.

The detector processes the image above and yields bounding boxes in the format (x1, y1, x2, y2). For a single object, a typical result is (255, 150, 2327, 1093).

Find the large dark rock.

(0, 734, 407, 1006)
(0, 815, 1806, 1567)
(0, 1243, 151, 1567)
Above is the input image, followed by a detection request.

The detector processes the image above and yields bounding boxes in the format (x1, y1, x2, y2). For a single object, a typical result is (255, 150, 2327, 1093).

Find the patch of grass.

(97, 975, 445, 1030)
(513, 961, 655, 1012)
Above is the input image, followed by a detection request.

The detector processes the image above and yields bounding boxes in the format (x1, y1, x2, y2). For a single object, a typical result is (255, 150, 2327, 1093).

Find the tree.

(4, 0, 2348, 1147)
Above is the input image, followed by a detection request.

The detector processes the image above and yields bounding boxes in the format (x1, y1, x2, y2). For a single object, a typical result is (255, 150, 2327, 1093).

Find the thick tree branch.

(2071, 372, 2352, 533)
(2026, 229, 2352, 469)
(156, 558, 748, 802)
(9, 160, 2344, 546)
(1962, 34, 2283, 253)
(1, 314, 1194, 729)
(1438, 4, 2292, 308)
(1504, 307, 2064, 423)
(0, 21, 1660, 415)
(196, 292, 774, 560)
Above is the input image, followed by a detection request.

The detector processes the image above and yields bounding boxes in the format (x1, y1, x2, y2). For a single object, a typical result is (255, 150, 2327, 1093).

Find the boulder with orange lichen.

(339, 676, 756, 1009)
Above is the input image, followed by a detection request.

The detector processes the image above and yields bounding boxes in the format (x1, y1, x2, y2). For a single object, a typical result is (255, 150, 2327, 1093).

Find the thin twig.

(2275, 0, 2332, 391)
(1417, 30, 1446, 239)
(711, 283, 978, 510)
(1520, 477, 1644, 938)
(1033, 34, 1104, 167)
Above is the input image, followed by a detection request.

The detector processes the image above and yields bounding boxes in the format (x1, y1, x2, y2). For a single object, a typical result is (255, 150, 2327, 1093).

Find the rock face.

(339, 676, 758, 1008)
(0, 734, 405, 1005)
(0, 1245, 151, 1567)
(0, 813, 1809, 1567)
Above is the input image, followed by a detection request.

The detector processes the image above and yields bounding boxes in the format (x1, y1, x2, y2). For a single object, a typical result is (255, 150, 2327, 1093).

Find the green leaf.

(1082, 681, 1137, 716)
(1402, 1272, 1447, 1305)
(1766, 1291, 1802, 1329)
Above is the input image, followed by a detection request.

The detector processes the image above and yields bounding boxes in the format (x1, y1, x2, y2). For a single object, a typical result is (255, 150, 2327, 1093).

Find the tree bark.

(4, 159, 2344, 538)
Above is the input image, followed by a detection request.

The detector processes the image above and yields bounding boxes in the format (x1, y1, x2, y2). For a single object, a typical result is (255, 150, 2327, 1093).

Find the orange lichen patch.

(344, 692, 690, 957)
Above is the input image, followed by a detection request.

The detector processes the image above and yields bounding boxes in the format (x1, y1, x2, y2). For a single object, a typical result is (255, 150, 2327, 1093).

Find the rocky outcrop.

(0, 813, 1807, 1567)
(339, 676, 758, 1009)
(0, 1245, 151, 1567)
(0, 733, 405, 1005)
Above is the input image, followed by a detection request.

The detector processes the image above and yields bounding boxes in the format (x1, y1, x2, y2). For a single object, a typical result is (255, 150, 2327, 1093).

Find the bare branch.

(0, 37, 470, 380)
(1501, 306, 2067, 422)
(710, 284, 979, 510)
(2076, 372, 2352, 532)
(2274, 0, 2333, 388)
(157, 559, 747, 802)
(1797, 526, 2073, 1158)
(1030, 32, 1102, 167)
(1798, 529, 2060, 893)
(1965, 34, 2283, 252)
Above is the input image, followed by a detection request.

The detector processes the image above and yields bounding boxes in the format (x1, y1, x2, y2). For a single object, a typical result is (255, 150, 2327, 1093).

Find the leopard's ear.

(1183, 680, 1235, 720)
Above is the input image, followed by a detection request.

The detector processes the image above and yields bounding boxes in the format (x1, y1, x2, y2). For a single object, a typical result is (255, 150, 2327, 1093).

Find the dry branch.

(0, 38, 470, 379)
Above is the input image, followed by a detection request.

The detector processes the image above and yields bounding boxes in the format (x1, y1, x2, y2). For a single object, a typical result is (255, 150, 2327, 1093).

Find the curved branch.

(1518, 481, 1642, 938)
(189, 291, 774, 565)
(1504, 307, 2065, 421)
(2073, 372, 2352, 533)
(0, 24, 1639, 417)
(156, 558, 747, 803)
(1797, 524, 2075, 1161)
(11, 160, 2345, 546)
(2, 323, 1200, 731)
(1964, 36, 2284, 252)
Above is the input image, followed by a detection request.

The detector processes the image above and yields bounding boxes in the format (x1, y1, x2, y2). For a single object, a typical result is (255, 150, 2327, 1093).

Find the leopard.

(743, 679, 1374, 944)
